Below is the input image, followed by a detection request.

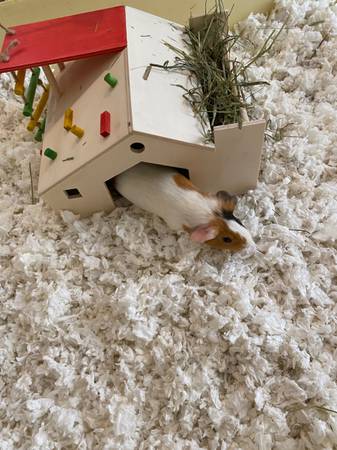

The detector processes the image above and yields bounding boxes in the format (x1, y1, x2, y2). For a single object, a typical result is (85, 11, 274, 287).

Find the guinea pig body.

(114, 163, 255, 252)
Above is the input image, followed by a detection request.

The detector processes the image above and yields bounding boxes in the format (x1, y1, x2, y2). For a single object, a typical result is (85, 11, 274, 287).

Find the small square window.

(64, 188, 82, 199)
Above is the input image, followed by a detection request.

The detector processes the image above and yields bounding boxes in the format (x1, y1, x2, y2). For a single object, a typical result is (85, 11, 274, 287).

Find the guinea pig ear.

(216, 190, 237, 212)
(189, 223, 218, 243)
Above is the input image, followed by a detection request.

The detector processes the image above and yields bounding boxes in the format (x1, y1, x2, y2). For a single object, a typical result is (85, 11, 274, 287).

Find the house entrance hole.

(104, 163, 190, 202)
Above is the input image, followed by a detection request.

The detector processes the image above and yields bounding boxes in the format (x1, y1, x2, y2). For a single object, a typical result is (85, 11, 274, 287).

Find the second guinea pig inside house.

(114, 163, 255, 252)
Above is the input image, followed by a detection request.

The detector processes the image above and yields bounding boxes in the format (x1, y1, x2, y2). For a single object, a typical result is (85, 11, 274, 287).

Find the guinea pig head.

(187, 191, 255, 252)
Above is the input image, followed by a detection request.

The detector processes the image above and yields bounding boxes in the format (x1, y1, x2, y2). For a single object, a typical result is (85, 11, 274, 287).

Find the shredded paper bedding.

(0, 1, 337, 448)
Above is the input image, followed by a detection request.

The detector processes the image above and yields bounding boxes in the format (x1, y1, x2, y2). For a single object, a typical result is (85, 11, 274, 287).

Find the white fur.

(115, 163, 219, 230)
(226, 219, 256, 248)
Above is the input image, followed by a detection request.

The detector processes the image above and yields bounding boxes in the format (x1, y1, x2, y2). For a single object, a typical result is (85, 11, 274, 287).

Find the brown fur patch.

(173, 174, 201, 193)
(207, 217, 246, 251)
(185, 217, 247, 252)
(216, 191, 237, 212)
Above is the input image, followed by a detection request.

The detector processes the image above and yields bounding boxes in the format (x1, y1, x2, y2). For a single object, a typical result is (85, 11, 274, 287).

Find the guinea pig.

(114, 163, 255, 252)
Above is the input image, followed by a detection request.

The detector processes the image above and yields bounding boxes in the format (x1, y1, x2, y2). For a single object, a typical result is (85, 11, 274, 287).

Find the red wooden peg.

(100, 111, 111, 137)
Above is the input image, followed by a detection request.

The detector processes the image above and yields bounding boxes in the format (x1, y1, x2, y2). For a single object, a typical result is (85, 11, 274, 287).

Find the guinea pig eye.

(223, 237, 232, 243)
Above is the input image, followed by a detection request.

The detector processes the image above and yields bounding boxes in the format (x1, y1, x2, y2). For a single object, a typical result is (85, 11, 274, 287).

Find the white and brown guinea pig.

(114, 163, 255, 252)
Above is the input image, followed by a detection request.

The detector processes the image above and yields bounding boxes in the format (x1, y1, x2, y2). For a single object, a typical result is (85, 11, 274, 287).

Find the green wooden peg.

(23, 68, 41, 117)
(104, 73, 118, 88)
(44, 147, 57, 160)
(34, 116, 46, 142)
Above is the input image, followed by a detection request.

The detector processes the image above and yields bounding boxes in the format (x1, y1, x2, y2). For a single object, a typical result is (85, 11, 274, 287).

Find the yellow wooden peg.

(14, 69, 26, 96)
(70, 125, 84, 138)
(27, 86, 50, 132)
(27, 119, 36, 132)
(33, 86, 49, 121)
(64, 108, 73, 131)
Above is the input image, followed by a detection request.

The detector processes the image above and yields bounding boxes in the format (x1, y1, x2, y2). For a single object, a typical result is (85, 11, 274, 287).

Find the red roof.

(0, 6, 127, 73)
